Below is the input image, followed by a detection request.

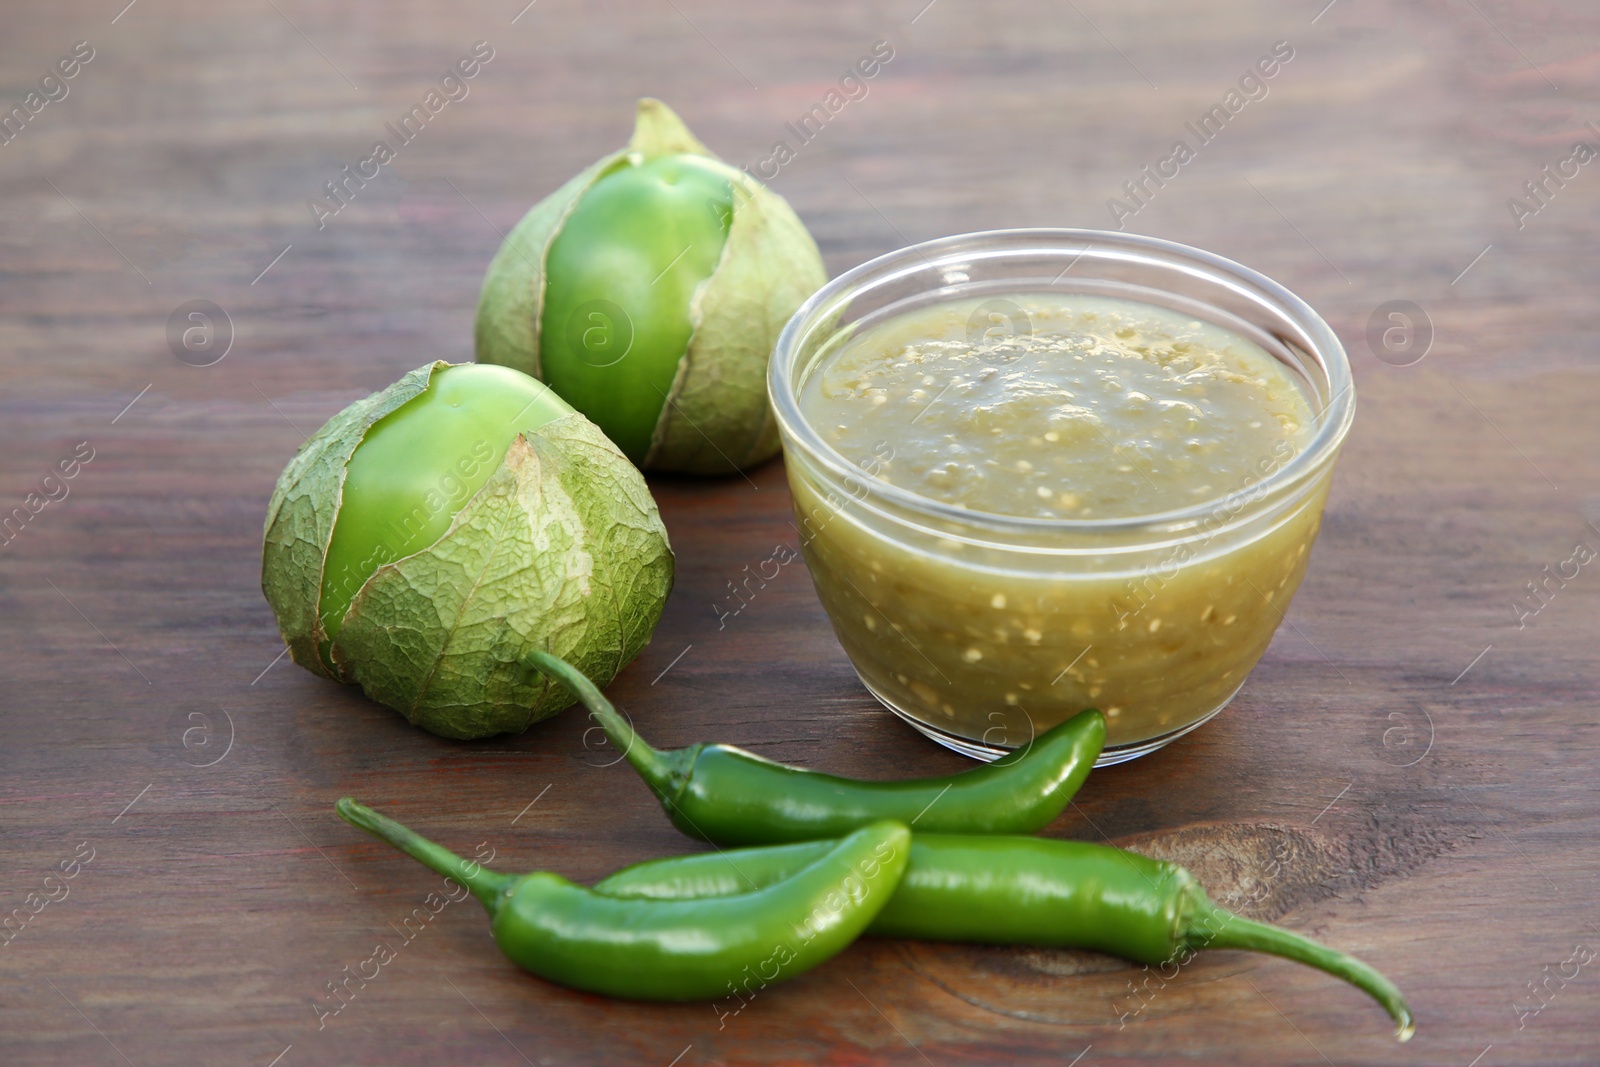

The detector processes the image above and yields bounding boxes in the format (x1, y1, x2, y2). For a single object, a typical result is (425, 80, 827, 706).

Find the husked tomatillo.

(475, 98, 826, 474)
(261, 361, 673, 739)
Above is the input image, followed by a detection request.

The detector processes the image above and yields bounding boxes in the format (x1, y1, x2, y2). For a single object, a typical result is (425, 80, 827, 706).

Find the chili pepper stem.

(525, 650, 693, 797)
(336, 798, 514, 913)
(1186, 896, 1415, 1042)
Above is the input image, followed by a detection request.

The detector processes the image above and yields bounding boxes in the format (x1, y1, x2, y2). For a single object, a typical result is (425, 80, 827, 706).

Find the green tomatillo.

(475, 98, 827, 474)
(261, 361, 673, 739)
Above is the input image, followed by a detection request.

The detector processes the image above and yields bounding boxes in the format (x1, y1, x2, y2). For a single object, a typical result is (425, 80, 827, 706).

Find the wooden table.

(3, 0, 1597, 1063)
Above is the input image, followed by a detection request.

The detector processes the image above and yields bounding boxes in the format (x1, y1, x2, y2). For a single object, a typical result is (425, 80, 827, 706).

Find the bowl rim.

(767, 227, 1355, 536)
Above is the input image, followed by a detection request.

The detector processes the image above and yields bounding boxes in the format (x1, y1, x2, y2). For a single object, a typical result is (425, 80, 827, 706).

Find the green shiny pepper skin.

(527, 649, 1106, 846)
(594, 833, 1415, 1040)
(335, 798, 909, 1002)
(599, 834, 1188, 962)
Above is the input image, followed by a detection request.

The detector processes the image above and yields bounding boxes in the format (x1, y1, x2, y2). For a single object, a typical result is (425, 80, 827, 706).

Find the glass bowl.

(768, 228, 1354, 764)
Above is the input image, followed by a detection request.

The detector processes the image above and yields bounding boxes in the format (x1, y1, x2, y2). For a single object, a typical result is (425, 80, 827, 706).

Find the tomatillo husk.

(474, 98, 827, 474)
(261, 361, 673, 739)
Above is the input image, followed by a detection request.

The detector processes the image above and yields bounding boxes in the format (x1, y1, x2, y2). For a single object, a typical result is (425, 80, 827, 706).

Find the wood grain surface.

(3, 1, 1598, 1064)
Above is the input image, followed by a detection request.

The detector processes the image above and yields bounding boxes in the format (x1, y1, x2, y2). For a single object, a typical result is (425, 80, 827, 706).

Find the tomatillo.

(475, 98, 827, 474)
(261, 361, 673, 739)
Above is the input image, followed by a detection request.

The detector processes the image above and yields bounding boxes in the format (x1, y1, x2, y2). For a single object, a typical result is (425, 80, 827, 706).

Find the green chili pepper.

(593, 833, 1414, 1040)
(335, 798, 908, 1002)
(526, 650, 1106, 846)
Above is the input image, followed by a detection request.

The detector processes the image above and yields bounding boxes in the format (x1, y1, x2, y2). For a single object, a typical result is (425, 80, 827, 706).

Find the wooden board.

(2, 0, 1598, 1063)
